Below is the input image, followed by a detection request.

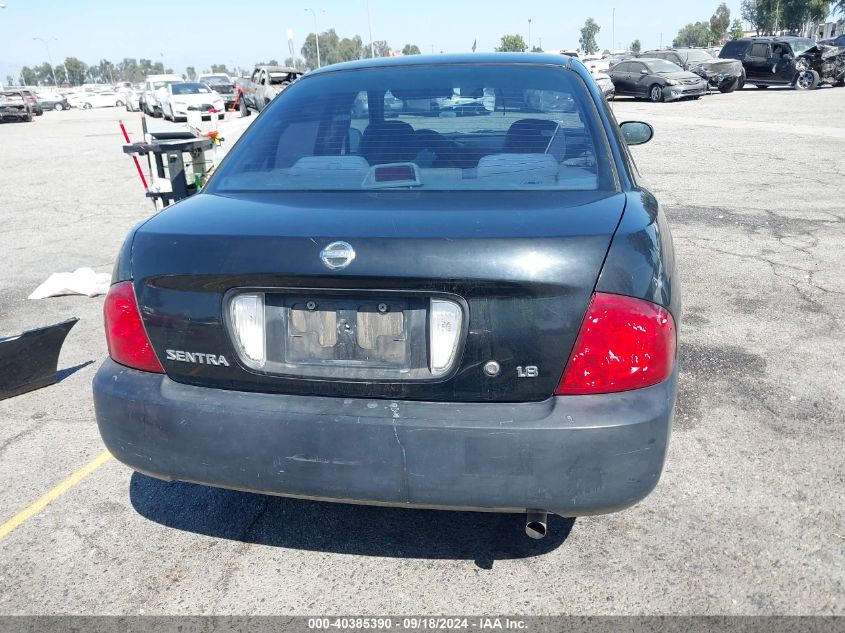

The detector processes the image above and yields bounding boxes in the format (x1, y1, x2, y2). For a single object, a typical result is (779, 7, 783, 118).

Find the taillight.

(103, 281, 164, 373)
(556, 292, 676, 395)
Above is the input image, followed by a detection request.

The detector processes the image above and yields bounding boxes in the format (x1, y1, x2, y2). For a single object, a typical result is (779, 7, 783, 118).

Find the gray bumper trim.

(93, 359, 676, 516)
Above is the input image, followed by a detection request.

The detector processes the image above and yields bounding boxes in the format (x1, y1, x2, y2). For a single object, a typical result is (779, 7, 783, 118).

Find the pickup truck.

(235, 66, 303, 115)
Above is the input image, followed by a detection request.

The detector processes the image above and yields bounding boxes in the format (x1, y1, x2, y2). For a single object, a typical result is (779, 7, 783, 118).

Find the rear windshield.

(645, 59, 683, 73)
(719, 40, 748, 59)
(210, 64, 615, 192)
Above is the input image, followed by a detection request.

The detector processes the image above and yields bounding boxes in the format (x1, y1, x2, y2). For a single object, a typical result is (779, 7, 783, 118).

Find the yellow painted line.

(0, 450, 113, 541)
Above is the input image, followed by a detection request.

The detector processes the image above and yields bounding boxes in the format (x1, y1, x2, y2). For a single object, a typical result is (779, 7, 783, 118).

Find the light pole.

(33, 36, 58, 87)
(611, 8, 615, 53)
(305, 8, 325, 68)
(528, 19, 532, 51)
(366, 0, 375, 58)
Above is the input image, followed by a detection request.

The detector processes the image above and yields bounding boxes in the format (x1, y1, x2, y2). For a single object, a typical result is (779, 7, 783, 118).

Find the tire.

(239, 97, 250, 117)
(719, 77, 741, 93)
(152, 107, 162, 118)
(649, 84, 664, 102)
(25, 113, 33, 122)
(738, 72, 746, 90)
(755, 84, 769, 89)
(83, 102, 92, 109)
(54, 103, 64, 111)
(115, 100, 124, 107)
(794, 69, 819, 90)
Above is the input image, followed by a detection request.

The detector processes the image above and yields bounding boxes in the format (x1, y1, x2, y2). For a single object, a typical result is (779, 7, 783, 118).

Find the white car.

(79, 91, 124, 109)
(140, 73, 184, 117)
(160, 82, 225, 122)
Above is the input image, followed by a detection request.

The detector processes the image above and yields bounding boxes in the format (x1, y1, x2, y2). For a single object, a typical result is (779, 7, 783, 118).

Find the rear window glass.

(209, 64, 615, 193)
(719, 40, 747, 58)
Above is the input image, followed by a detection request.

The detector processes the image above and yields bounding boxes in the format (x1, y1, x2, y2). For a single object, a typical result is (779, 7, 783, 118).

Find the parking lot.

(0, 87, 843, 615)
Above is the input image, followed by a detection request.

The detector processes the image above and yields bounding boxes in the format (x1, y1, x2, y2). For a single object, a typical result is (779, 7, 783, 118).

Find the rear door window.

(210, 64, 616, 192)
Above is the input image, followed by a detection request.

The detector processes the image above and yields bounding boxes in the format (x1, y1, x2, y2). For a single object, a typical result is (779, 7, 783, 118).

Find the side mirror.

(641, 69, 649, 74)
(620, 121, 654, 146)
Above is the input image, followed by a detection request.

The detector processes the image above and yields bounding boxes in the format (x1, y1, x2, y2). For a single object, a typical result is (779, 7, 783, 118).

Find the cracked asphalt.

(0, 87, 842, 615)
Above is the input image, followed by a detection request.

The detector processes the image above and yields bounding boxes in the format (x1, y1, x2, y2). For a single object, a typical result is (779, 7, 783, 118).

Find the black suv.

(719, 37, 816, 88)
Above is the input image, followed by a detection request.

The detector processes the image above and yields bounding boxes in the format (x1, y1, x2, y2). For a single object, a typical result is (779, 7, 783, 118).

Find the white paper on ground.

(28, 268, 112, 300)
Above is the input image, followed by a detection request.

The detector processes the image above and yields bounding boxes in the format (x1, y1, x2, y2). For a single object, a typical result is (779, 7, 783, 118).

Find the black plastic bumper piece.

(93, 359, 676, 516)
(0, 318, 78, 401)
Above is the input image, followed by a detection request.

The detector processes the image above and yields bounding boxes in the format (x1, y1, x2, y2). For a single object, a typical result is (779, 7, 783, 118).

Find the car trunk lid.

(131, 190, 625, 402)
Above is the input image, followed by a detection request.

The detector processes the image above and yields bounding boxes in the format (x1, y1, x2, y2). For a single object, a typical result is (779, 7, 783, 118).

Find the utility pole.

(528, 18, 532, 50)
(366, 0, 375, 58)
(305, 8, 324, 68)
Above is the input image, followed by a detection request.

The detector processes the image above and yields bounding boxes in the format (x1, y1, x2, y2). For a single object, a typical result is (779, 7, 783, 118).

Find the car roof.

(306, 53, 575, 76)
(736, 36, 813, 42)
(258, 66, 302, 73)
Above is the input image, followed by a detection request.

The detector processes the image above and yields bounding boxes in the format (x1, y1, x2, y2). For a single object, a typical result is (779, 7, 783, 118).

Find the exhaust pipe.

(525, 510, 548, 539)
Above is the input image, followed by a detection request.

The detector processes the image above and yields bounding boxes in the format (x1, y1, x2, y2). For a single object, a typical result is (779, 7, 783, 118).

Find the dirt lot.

(0, 87, 843, 615)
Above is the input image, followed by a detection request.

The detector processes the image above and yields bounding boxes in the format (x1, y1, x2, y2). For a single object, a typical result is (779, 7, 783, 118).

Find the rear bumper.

(93, 359, 676, 516)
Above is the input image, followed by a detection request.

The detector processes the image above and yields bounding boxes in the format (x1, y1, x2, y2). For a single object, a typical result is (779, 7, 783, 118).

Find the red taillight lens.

(103, 281, 164, 373)
(556, 292, 676, 395)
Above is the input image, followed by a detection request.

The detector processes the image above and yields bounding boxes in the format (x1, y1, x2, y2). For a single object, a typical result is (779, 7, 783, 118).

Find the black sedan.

(643, 48, 744, 92)
(609, 58, 708, 101)
(93, 54, 679, 539)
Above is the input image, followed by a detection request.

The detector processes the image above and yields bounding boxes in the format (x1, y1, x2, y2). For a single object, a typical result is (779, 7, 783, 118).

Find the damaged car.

(93, 54, 679, 539)
(0, 90, 33, 123)
(608, 58, 707, 101)
(794, 44, 845, 89)
(643, 48, 744, 93)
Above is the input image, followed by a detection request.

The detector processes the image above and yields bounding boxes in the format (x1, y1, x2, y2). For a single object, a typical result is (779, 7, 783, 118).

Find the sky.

(1, 0, 753, 83)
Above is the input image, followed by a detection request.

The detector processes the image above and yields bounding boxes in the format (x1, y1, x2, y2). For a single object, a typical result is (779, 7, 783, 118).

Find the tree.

(19, 66, 38, 85)
(32, 62, 55, 85)
(710, 3, 731, 42)
(369, 40, 392, 57)
(741, 0, 776, 34)
(5, 75, 15, 87)
(210, 64, 231, 75)
(401, 43, 421, 55)
(185, 66, 197, 81)
(531, 45, 544, 52)
(630, 39, 642, 54)
(579, 18, 601, 55)
(730, 19, 745, 39)
(62, 57, 87, 85)
(836, 0, 845, 15)
(673, 21, 716, 47)
(496, 34, 528, 52)
(117, 58, 142, 83)
(780, 0, 829, 33)
(283, 57, 307, 71)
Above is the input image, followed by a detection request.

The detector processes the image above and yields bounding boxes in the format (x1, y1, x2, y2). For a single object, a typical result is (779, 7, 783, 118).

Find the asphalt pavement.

(0, 88, 842, 615)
